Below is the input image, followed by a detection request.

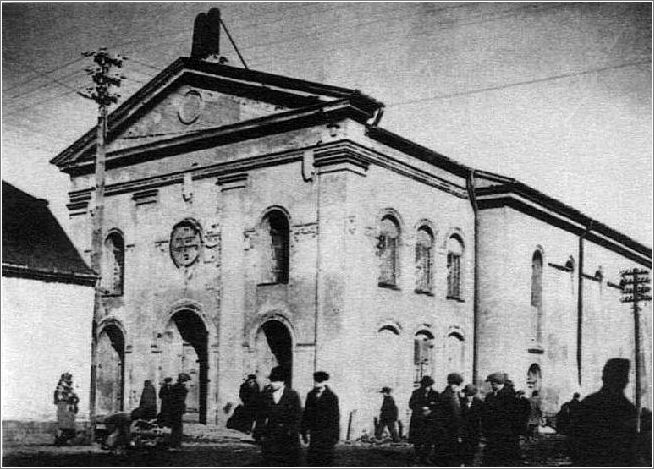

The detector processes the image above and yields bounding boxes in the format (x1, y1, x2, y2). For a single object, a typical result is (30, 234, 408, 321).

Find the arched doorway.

(162, 310, 208, 423)
(255, 320, 293, 386)
(97, 324, 125, 415)
(527, 363, 542, 393)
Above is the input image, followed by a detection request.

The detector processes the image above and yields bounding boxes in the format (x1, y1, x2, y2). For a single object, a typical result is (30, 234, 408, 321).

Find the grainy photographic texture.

(2, 2, 652, 466)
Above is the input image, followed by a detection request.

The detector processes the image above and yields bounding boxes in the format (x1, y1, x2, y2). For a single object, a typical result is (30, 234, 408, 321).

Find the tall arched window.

(446, 235, 464, 299)
(104, 231, 124, 295)
(531, 250, 543, 343)
(378, 215, 400, 287)
(414, 330, 434, 384)
(261, 210, 289, 284)
(415, 227, 434, 293)
(445, 332, 465, 375)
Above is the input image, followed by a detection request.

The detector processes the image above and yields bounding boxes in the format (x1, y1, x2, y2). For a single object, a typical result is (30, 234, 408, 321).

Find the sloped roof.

(2, 181, 96, 285)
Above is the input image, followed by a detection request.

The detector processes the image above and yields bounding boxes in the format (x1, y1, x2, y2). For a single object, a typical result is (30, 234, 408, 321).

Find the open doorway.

(162, 310, 208, 423)
(97, 324, 125, 415)
(255, 320, 293, 386)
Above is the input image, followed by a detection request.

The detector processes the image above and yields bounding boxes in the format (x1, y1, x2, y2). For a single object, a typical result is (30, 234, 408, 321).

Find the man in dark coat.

(375, 387, 400, 442)
(168, 373, 191, 450)
(256, 366, 303, 466)
(158, 377, 173, 427)
(235, 374, 260, 434)
(482, 372, 521, 466)
(409, 375, 439, 464)
(460, 384, 483, 467)
(301, 371, 340, 466)
(433, 373, 465, 466)
(139, 380, 158, 420)
(557, 392, 581, 435)
(569, 358, 638, 466)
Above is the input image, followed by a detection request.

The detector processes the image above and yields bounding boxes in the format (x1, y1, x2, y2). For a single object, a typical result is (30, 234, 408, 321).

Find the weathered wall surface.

(1, 277, 93, 421)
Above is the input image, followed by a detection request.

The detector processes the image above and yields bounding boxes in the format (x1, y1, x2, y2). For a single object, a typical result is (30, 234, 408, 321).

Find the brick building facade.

(51, 57, 651, 437)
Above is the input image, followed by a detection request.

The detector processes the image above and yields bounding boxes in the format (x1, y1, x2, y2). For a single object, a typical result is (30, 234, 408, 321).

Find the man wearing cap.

(481, 372, 521, 466)
(409, 375, 439, 464)
(433, 373, 465, 466)
(301, 371, 340, 466)
(256, 366, 302, 466)
(376, 387, 400, 442)
(460, 384, 483, 466)
(168, 373, 191, 450)
(569, 358, 638, 466)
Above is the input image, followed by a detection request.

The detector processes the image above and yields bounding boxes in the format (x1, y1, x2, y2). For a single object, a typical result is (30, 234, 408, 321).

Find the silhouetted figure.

(570, 358, 638, 466)
(482, 372, 521, 466)
(460, 384, 483, 467)
(638, 408, 652, 466)
(527, 390, 543, 440)
(433, 373, 464, 466)
(408, 375, 439, 465)
(256, 366, 302, 466)
(301, 371, 340, 466)
(139, 380, 157, 420)
(228, 374, 260, 434)
(556, 392, 581, 435)
(375, 387, 400, 442)
(168, 373, 191, 450)
(158, 377, 173, 428)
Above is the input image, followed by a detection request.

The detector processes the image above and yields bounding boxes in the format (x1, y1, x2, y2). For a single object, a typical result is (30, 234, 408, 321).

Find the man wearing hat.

(256, 366, 302, 466)
(168, 373, 191, 450)
(481, 372, 521, 466)
(569, 358, 638, 466)
(375, 387, 400, 442)
(238, 374, 261, 434)
(301, 371, 340, 466)
(409, 376, 439, 464)
(432, 373, 465, 466)
(460, 384, 483, 467)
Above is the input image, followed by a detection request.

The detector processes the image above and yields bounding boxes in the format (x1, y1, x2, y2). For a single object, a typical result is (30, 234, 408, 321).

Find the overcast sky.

(2, 2, 652, 247)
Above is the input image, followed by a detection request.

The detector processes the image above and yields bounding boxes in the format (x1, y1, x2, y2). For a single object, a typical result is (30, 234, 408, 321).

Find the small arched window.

(531, 250, 543, 343)
(104, 231, 124, 295)
(446, 235, 464, 299)
(415, 227, 434, 293)
(414, 330, 434, 384)
(261, 210, 289, 284)
(378, 215, 400, 287)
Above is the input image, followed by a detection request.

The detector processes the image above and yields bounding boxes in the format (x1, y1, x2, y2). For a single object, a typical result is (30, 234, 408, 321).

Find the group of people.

(229, 367, 340, 467)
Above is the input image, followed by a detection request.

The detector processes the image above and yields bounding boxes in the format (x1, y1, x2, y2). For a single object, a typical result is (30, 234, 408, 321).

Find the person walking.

(256, 366, 303, 466)
(481, 372, 521, 466)
(376, 387, 400, 442)
(53, 372, 80, 446)
(460, 384, 483, 467)
(408, 375, 439, 464)
(139, 380, 158, 421)
(301, 371, 340, 466)
(432, 373, 464, 466)
(158, 377, 173, 428)
(168, 373, 191, 450)
(569, 358, 638, 466)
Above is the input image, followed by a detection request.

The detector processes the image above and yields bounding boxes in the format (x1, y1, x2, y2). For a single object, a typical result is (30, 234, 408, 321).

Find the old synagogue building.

(51, 45, 652, 437)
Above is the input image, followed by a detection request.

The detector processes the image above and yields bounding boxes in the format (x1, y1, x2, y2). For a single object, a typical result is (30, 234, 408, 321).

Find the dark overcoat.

(302, 386, 340, 448)
(408, 387, 439, 444)
(257, 386, 303, 466)
(380, 395, 398, 422)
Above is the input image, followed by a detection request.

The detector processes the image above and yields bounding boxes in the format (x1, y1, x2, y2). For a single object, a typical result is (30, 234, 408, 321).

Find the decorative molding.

(132, 188, 158, 206)
(216, 172, 248, 191)
(528, 346, 545, 354)
(67, 200, 89, 216)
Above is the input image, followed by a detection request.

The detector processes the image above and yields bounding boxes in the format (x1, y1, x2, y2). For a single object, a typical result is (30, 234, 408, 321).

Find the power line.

(384, 59, 652, 108)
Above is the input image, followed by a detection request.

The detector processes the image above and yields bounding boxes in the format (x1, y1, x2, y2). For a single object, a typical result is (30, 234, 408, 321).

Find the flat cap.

(486, 372, 505, 384)
(447, 373, 463, 385)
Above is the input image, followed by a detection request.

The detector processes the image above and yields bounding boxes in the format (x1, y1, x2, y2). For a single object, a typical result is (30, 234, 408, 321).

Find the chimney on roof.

(191, 8, 223, 62)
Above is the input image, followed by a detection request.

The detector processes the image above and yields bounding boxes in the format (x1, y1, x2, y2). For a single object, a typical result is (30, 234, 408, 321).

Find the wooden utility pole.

(82, 48, 124, 442)
(620, 267, 651, 432)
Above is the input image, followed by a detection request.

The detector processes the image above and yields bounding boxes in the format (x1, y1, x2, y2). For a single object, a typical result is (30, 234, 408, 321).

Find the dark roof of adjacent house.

(2, 181, 96, 286)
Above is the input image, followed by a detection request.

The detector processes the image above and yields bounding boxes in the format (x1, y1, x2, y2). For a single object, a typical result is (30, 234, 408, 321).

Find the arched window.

(446, 235, 464, 299)
(104, 231, 124, 295)
(531, 250, 543, 343)
(261, 210, 289, 284)
(415, 227, 434, 293)
(445, 332, 465, 375)
(414, 330, 434, 384)
(377, 215, 400, 287)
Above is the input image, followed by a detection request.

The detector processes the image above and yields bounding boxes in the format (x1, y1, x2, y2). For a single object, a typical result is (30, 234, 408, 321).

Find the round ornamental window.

(178, 90, 203, 124)
(170, 220, 202, 267)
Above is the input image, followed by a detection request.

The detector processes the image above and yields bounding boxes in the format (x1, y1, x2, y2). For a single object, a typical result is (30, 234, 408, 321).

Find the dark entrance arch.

(97, 324, 125, 415)
(163, 310, 208, 423)
(255, 320, 293, 386)
(527, 363, 542, 393)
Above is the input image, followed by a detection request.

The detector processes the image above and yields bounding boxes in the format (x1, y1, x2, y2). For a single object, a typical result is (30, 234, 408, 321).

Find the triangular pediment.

(51, 57, 382, 171)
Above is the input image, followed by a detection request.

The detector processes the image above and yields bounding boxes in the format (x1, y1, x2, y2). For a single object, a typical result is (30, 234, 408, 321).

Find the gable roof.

(2, 181, 96, 286)
(50, 57, 383, 171)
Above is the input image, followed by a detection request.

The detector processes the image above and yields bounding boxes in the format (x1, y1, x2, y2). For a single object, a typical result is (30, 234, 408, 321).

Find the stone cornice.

(2, 263, 97, 287)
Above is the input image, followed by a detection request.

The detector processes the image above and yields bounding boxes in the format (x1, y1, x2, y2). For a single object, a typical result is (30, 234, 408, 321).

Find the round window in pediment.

(170, 219, 202, 267)
(178, 90, 203, 124)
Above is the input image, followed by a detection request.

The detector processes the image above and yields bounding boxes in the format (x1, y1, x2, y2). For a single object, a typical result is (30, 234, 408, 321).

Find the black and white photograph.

(1, 2, 652, 466)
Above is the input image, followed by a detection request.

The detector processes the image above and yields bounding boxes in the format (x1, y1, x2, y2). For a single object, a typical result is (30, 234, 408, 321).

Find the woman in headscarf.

(54, 372, 80, 445)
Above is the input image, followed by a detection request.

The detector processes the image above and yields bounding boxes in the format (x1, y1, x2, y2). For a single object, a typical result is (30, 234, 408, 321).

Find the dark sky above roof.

(2, 181, 95, 278)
